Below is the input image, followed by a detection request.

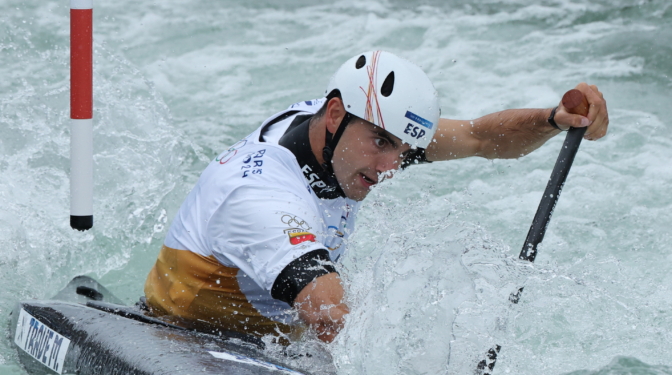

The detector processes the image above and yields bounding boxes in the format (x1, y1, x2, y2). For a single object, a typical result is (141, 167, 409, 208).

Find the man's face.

(331, 119, 412, 201)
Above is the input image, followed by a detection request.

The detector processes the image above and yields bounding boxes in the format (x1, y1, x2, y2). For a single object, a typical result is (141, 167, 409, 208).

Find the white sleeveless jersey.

(159, 99, 360, 325)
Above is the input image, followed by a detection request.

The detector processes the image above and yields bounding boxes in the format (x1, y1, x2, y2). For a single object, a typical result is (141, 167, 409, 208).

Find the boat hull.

(9, 276, 309, 375)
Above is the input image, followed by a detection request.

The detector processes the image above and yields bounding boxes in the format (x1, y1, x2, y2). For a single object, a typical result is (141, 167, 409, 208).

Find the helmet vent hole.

(355, 55, 366, 69)
(381, 71, 395, 97)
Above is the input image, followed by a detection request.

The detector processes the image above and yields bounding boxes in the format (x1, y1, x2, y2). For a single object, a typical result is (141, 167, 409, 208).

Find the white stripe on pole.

(70, 119, 93, 216)
(70, 0, 93, 10)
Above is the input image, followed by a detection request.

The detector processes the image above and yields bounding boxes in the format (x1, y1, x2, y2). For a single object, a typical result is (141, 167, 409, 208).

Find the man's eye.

(375, 138, 387, 147)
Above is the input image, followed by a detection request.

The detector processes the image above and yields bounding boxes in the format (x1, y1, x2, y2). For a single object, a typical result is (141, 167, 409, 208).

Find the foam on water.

(1, 0, 671, 374)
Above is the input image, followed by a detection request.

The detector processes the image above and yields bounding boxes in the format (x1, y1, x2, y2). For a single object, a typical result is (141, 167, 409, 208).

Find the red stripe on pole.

(71, 9, 92, 120)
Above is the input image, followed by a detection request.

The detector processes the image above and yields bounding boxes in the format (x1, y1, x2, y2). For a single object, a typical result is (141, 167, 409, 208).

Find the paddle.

(475, 89, 590, 375)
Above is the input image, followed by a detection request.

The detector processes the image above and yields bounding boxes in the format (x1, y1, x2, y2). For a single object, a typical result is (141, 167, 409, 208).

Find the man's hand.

(294, 272, 349, 343)
(552, 82, 609, 140)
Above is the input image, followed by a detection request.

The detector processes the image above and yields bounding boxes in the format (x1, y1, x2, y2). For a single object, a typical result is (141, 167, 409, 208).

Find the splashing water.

(1, 0, 671, 374)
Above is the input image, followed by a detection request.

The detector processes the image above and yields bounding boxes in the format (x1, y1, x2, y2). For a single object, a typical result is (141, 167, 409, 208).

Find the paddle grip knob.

(561, 89, 589, 117)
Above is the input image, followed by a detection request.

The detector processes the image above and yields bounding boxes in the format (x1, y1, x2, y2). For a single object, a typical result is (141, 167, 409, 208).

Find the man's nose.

(375, 152, 403, 176)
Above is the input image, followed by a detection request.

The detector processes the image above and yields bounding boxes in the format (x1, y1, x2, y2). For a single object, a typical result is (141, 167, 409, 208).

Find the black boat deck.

(10, 276, 311, 375)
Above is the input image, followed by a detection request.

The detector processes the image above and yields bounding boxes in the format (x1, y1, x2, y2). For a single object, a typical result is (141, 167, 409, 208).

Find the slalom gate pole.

(70, 0, 93, 231)
(475, 89, 590, 374)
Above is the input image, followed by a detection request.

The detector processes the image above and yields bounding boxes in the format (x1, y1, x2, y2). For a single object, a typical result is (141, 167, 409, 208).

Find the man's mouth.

(360, 173, 377, 186)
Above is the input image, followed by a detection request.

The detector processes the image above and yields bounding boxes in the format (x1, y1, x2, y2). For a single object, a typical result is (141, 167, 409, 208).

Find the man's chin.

(341, 185, 374, 201)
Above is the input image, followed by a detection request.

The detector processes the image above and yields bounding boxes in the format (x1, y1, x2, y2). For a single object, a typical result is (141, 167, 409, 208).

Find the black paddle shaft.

(519, 126, 587, 262)
(477, 127, 587, 375)
(477, 88, 590, 374)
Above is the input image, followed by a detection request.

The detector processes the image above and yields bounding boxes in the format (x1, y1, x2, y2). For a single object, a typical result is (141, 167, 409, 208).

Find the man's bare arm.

(294, 272, 349, 343)
(425, 83, 609, 162)
(426, 109, 559, 161)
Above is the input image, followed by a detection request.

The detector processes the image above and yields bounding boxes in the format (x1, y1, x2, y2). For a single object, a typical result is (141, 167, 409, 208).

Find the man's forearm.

(471, 108, 559, 159)
(426, 108, 559, 161)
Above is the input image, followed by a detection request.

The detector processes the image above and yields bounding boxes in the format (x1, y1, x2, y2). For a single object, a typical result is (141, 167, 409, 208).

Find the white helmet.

(325, 50, 440, 149)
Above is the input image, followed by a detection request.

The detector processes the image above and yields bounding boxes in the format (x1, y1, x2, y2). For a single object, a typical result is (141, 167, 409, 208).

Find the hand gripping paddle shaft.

(518, 89, 589, 262)
(476, 89, 590, 375)
(508, 89, 589, 303)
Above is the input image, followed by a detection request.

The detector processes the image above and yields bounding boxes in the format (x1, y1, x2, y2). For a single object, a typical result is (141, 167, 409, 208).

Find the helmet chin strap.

(321, 112, 352, 173)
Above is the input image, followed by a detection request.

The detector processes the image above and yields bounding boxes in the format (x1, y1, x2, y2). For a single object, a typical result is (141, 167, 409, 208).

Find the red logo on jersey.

(288, 231, 316, 245)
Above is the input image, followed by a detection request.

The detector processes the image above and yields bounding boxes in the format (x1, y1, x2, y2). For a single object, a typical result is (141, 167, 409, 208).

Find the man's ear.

(325, 97, 347, 133)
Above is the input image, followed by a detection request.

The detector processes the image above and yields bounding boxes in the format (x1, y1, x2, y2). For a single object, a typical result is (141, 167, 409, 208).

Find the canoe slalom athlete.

(143, 50, 609, 343)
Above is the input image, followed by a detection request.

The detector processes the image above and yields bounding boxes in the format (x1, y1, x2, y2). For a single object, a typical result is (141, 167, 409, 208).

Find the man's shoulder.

(214, 141, 299, 174)
(254, 99, 325, 145)
(285, 98, 326, 113)
(202, 141, 310, 194)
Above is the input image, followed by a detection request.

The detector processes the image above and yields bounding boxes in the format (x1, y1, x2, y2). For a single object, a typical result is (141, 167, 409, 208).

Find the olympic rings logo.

(281, 214, 311, 230)
(216, 139, 248, 165)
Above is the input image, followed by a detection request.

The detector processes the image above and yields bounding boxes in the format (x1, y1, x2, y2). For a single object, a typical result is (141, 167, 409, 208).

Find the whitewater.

(1, 0, 671, 374)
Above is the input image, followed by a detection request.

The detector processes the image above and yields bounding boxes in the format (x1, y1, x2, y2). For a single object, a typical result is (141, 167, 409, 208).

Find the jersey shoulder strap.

(257, 110, 301, 142)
